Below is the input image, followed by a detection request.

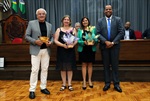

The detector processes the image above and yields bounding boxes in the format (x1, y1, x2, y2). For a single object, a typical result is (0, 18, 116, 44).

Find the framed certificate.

(0, 57, 4, 67)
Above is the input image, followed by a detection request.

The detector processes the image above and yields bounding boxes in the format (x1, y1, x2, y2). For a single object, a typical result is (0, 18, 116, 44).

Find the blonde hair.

(61, 15, 71, 27)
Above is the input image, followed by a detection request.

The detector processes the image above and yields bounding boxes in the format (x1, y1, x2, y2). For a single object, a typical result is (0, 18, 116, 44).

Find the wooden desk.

(0, 39, 150, 67)
(0, 44, 30, 67)
(120, 39, 150, 60)
(119, 39, 150, 66)
(94, 39, 150, 66)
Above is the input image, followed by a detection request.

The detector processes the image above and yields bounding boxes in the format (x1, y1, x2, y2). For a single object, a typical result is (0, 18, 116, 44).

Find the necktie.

(107, 18, 111, 40)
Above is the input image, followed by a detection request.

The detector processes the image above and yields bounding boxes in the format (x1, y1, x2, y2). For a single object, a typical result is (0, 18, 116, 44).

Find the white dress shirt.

(124, 30, 130, 40)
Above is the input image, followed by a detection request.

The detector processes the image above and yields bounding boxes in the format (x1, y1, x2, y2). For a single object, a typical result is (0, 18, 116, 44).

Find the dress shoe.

(89, 85, 93, 88)
(114, 86, 122, 92)
(41, 88, 50, 95)
(88, 81, 93, 88)
(103, 85, 110, 91)
(82, 81, 86, 90)
(29, 92, 35, 99)
(82, 86, 86, 90)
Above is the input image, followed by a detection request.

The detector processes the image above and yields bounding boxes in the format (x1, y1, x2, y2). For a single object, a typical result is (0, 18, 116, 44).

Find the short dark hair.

(104, 5, 113, 10)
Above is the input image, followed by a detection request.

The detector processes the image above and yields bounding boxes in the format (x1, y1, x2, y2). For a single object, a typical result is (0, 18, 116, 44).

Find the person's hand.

(45, 41, 51, 47)
(63, 44, 68, 49)
(35, 40, 43, 46)
(84, 41, 88, 45)
(105, 41, 113, 48)
(92, 41, 95, 45)
(67, 44, 74, 48)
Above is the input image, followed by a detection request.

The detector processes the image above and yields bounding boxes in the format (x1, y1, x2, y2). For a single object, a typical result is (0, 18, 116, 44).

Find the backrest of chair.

(0, 14, 28, 43)
(134, 30, 142, 39)
(12, 38, 23, 44)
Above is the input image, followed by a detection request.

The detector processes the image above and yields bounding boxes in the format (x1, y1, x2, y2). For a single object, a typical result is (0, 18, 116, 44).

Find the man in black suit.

(97, 5, 124, 92)
(142, 27, 150, 39)
(123, 21, 136, 40)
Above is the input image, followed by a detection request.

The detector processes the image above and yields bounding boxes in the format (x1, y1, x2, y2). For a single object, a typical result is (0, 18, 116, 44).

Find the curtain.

(24, 0, 150, 33)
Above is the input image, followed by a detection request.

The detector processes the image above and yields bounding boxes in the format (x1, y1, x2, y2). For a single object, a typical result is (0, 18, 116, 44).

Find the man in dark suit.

(123, 21, 136, 40)
(97, 5, 124, 92)
(142, 27, 150, 39)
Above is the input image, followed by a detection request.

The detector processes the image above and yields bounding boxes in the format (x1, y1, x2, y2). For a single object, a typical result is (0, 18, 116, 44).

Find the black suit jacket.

(143, 28, 150, 39)
(123, 29, 136, 40)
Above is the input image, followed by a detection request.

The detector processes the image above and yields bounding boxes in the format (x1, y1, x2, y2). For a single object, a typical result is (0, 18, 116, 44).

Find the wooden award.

(67, 44, 74, 48)
(39, 36, 49, 43)
(87, 40, 94, 45)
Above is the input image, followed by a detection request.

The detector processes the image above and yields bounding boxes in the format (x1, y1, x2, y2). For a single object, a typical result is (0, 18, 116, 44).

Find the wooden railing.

(0, 39, 150, 67)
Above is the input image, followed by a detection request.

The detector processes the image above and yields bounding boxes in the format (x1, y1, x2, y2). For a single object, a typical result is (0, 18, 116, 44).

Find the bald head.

(125, 21, 131, 30)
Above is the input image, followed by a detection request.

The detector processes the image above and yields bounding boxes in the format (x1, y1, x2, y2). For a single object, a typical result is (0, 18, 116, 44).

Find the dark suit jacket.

(97, 16, 124, 49)
(143, 28, 150, 39)
(123, 28, 136, 40)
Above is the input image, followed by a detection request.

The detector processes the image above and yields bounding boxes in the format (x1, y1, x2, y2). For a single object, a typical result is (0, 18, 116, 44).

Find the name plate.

(0, 57, 4, 67)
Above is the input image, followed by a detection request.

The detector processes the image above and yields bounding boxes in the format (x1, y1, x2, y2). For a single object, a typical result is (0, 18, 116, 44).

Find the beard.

(125, 27, 129, 30)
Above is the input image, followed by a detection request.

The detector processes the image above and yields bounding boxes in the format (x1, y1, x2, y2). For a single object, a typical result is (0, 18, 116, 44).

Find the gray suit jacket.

(97, 16, 124, 49)
(25, 20, 52, 55)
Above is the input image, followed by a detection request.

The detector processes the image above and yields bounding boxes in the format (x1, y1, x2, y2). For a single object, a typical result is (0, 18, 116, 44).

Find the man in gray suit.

(25, 8, 53, 99)
(97, 5, 124, 92)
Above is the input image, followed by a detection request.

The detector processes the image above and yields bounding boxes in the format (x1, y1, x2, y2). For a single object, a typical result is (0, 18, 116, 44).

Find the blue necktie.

(107, 18, 111, 40)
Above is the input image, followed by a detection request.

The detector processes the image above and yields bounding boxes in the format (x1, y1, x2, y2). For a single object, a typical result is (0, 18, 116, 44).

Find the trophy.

(83, 26, 100, 45)
(83, 32, 99, 45)
(62, 33, 79, 48)
(86, 33, 94, 45)
(39, 36, 49, 43)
